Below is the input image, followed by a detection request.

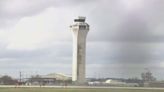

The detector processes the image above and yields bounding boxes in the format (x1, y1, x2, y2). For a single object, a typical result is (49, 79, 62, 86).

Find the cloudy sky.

(0, 0, 164, 80)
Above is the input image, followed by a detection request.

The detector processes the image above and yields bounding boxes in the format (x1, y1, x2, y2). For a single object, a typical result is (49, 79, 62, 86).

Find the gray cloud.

(86, 0, 164, 43)
(85, 0, 164, 79)
(0, 0, 164, 79)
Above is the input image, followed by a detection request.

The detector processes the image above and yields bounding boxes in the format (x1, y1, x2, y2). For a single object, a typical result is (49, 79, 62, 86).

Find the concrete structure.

(70, 16, 89, 84)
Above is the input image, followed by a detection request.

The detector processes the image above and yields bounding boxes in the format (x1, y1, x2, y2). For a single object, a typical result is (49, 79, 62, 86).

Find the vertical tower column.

(70, 17, 89, 84)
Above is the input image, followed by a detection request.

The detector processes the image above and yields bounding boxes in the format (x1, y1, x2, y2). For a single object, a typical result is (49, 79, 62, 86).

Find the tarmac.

(0, 85, 164, 90)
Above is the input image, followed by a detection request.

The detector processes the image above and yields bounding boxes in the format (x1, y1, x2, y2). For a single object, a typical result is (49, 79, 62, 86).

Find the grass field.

(0, 88, 164, 92)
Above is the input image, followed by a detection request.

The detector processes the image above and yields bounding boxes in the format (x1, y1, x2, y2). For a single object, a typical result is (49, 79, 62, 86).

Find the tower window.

(79, 25, 86, 29)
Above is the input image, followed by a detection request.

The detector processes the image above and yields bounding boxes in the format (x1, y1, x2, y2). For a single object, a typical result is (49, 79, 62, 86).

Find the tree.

(0, 75, 17, 85)
(141, 69, 156, 82)
(28, 75, 44, 85)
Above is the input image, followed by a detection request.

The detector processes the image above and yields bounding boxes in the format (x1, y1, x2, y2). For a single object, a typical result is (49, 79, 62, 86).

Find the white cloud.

(5, 7, 74, 50)
(120, 0, 144, 11)
(1, 0, 55, 17)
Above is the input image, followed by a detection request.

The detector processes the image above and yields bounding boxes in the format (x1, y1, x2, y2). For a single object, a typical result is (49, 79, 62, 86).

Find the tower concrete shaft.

(70, 17, 89, 84)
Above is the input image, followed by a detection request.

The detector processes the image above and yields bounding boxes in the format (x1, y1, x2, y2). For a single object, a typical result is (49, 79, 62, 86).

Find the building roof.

(41, 73, 71, 80)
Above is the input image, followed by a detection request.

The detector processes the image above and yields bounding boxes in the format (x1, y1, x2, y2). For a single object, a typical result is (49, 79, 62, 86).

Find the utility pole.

(19, 71, 22, 83)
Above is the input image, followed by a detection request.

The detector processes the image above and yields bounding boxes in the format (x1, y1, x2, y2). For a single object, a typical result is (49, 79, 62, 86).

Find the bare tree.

(141, 69, 156, 82)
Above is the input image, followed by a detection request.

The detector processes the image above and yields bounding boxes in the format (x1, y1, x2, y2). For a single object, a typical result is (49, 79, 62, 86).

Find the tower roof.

(74, 16, 86, 22)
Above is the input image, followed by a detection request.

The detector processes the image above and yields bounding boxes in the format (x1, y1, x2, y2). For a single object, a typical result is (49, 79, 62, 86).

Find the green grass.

(0, 88, 164, 92)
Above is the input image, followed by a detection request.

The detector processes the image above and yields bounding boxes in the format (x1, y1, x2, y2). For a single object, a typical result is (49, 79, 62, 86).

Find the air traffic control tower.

(70, 16, 89, 84)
